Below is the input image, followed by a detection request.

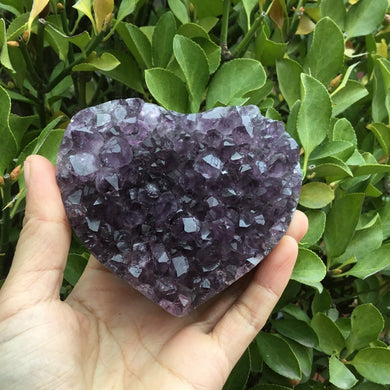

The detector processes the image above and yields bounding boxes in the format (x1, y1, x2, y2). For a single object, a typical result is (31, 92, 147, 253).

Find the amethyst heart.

(56, 99, 301, 316)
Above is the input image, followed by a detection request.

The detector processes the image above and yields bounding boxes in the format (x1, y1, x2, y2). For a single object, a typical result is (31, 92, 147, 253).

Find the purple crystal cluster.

(56, 98, 301, 316)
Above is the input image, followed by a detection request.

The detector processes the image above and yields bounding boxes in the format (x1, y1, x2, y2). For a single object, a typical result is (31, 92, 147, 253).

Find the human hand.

(0, 155, 308, 390)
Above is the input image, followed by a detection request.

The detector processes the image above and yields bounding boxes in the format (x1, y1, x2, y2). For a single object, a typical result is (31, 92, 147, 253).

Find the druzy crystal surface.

(56, 98, 301, 316)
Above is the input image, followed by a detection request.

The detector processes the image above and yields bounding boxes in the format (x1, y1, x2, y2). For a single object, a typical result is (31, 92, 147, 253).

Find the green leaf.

(332, 118, 357, 147)
(117, 22, 152, 69)
(276, 58, 302, 110)
(353, 383, 388, 390)
(193, 38, 221, 74)
(329, 355, 358, 389)
(311, 289, 332, 315)
(99, 50, 144, 94)
(303, 17, 344, 87)
(344, 244, 390, 279)
(145, 68, 188, 113)
(333, 213, 383, 265)
(311, 313, 345, 356)
(309, 160, 353, 180)
(112, 0, 140, 31)
(249, 386, 292, 390)
(206, 58, 266, 109)
(152, 11, 176, 68)
(372, 59, 390, 123)
(242, 0, 258, 29)
(173, 35, 209, 112)
(320, 0, 346, 29)
(72, 52, 120, 72)
(349, 348, 390, 385)
(0, 85, 17, 174)
(324, 193, 364, 260)
(332, 80, 368, 117)
(367, 123, 390, 158)
(299, 182, 334, 209)
(0, 18, 14, 71)
(345, 0, 388, 38)
(285, 339, 313, 380)
(64, 253, 88, 286)
(0, 2, 20, 15)
(255, 25, 287, 66)
(9, 113, 35, 146)
(44, 23, 69, 62)
(310, 141, 355, 161)
(291, 248, 326, 287)
(297, 74, 332, 165)
(346, 304, 384, 355)
(168, 0, 189, 24)
(256, 332, 301, 380)
(73, 0, 96, 32)
(353, 164, 390, 176)
(271, 319, 319, 348)
(300, 210, 326, 247)
(223, 348, 251, 390)
(177, 22, 209, 39)
(191, 0, 223, 18)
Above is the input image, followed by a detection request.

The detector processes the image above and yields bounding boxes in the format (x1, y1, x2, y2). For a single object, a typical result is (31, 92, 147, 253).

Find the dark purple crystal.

(56, 99, 301, 316)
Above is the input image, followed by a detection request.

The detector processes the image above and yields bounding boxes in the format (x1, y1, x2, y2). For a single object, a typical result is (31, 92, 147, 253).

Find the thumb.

(1, 155, 71, 303)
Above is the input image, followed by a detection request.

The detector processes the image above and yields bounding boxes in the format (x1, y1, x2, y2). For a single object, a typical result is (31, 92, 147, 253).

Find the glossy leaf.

(311, 313, 345, 356)
(320, 0, 346, 29)
(114, 0, 140, 28)
(345, 0, 388, 38)
(299, 182, 334, 209)
(285, 339, 312, 380)
(333, 213, 383, 265)
(297, 74, 332, 164)
(193, 38, 221, 74)
(177, 22, 210, 40)
(100, 50, 144, 94)
(0, 18, 13, 71)
(256, 332, 301, 380)
(206, 58, 266, 109)
(310, 141, 355, 161)
(255, 25, 287, 66)
(332, 118, 357, 146)
(168, 0, 189, 24)
(145, 68, 188, 113)
(291, 248, 326, 287)
(242, 0, 257, 29)
(223, 348, 251, 390)
(73, 0, 96, 32)
(0, 85, 17, 174)
(117, 22, 152, 69)
(173, 35, 209, 112)
(367, 123, 390, 158)
(304, 17, 344, 87)
(276, 58, 302, 109)
(64, 253, 88, 286)
(329, 355, 358, 389)
(353, 164, 390, 176)
(324, 193, 364, 260)
(152, 11, 176, 68)
(72, 52, 120, 71)
(344, 244, 390, 279)
(346, 304, 384, 355)
(311, 289, 332, 315)
(332, 80, 368, 117)
(349, 348, 390, 385)
(271, 319, 319, 348)
(300, 210, 326, 248)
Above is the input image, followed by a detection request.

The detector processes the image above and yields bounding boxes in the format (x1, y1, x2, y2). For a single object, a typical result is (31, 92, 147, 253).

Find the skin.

(0, 155, 308, 390)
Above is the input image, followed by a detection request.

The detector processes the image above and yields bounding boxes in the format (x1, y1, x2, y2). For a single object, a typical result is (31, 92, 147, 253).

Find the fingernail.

(24, 158, 31, 188)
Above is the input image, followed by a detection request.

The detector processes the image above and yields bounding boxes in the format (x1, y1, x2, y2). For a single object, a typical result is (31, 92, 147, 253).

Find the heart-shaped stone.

(56, 99, 301, 316)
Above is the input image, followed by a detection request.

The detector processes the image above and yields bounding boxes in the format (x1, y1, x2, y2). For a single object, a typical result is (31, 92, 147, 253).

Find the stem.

(220, 0, 230, 47)
(18, 37, 41, 87)
(78, 77, 87, 109)
(220, 0, 233, 60)
(46, 30, 105, 92)
(231, 12, 265, 57)
(36, 19, 46, 82)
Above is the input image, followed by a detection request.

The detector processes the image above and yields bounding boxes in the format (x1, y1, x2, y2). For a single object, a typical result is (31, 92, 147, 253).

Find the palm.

(0, 156, 307, 390)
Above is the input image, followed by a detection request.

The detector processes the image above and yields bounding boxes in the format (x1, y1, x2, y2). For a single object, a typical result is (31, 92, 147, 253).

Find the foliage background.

(0, 0, 390, 388)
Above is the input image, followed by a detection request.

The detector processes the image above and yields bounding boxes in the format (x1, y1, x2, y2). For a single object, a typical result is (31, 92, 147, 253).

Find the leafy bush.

(1, 0, 390, 388)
